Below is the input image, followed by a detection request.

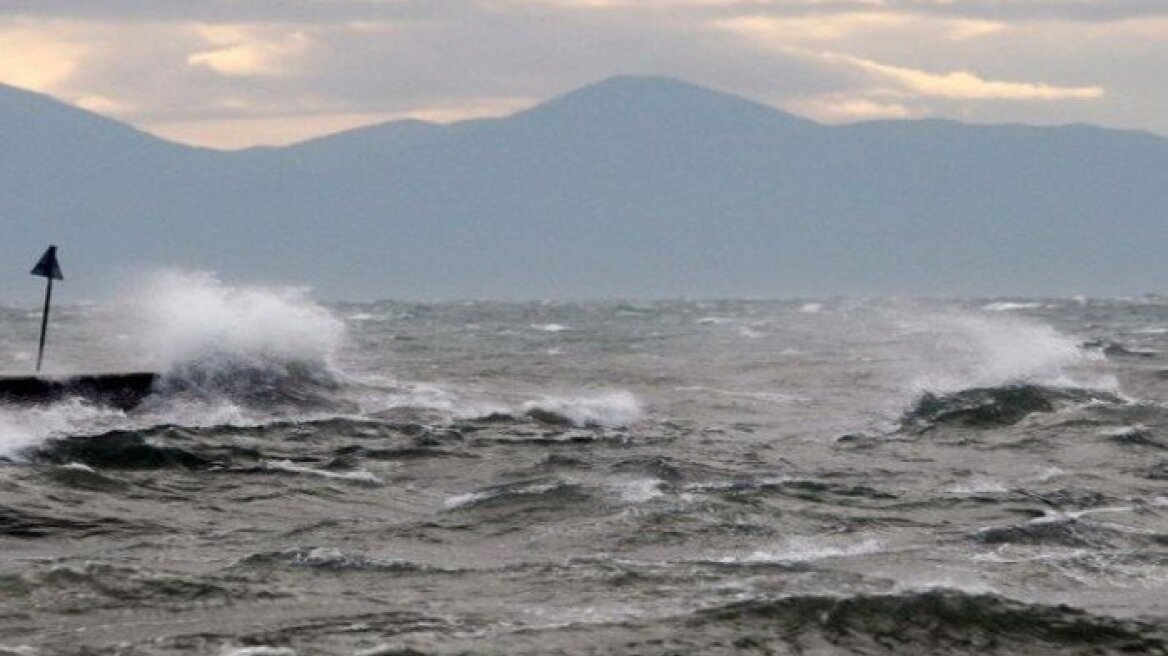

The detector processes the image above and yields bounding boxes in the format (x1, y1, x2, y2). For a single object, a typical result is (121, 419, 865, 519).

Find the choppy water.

(1, 277, 1166, 655)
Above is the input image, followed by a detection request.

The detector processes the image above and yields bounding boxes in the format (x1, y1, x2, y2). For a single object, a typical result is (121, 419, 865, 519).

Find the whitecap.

(614, 478, 665, 503)
(982, 302, 1043, 312)
(221, 648, 297, 656)
(726, 536, 885, 564)
(263, 460, 383, 486)
(522, 391, 644, 428)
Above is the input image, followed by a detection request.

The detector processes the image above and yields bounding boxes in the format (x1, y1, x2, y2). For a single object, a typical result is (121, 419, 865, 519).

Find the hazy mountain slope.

(2, 76, 1167, 300)
(0, 83, 231, 290)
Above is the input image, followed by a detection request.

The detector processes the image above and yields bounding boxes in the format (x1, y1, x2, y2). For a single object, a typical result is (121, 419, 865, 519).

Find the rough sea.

(1, 274, 1166, 655)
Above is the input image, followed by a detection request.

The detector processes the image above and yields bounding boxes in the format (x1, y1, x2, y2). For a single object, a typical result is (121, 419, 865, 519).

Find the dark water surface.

(1, 284, 1166, 655)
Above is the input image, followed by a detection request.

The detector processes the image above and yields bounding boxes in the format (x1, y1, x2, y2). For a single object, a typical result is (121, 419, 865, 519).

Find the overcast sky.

(2, 0, 1165, 148)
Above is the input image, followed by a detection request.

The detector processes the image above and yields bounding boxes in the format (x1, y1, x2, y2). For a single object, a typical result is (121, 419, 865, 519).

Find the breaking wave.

(132, 271, 347, 408)
(899, 309, 1113, 396)
(886, 308, 1125, 434)
(1, 272, 350, 458)
(522, 391, 644, 428)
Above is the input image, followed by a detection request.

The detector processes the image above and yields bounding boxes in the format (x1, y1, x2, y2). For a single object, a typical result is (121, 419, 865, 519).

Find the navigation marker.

(30, 245, 64, 372)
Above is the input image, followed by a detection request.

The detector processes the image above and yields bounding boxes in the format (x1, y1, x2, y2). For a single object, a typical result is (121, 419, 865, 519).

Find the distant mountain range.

(3, 75, 1167, 300)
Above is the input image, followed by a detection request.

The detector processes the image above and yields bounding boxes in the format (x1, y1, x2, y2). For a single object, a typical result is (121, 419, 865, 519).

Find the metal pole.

(36, 277, 53, 372)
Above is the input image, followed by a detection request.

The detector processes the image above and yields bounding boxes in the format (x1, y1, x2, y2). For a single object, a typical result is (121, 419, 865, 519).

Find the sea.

(1, 272, 1166, 655)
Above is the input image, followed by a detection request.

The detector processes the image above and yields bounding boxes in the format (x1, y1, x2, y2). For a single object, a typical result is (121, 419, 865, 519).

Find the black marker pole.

(30, 245, 64, 373)
(36, 277, 54, 372)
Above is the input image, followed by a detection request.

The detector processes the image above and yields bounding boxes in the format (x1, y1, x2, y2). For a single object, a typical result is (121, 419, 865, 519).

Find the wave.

(1082, 339, 1159, 360)
(27, 428, 219, 470)
(719, 536, 886, 565)
(687, 590, 1167, 654)
(234, 547, 454, 574)
(897, 309, 1115, 396)
(444, 477, 593, 511)
(0, 272, 350, 457)
(134, 273, 349, 413)
(1, 274, 651, 461)
(259, 459, 384, 486)
(971, 516, 1136, 549)
(0, 503, 155, 538)
(900, 384, 1123, 431)
(522, 391, 644, 428)
(9, 562, 241, 609)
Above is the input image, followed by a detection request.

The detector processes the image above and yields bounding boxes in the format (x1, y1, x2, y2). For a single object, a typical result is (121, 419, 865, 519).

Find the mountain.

(3, 75, 1167, 301)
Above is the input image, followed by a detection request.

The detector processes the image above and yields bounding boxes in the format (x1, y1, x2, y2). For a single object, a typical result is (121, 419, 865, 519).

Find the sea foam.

(899, 309, 1113, 395)
(128, 270, 344, 374)
(1, 272, 347, 457)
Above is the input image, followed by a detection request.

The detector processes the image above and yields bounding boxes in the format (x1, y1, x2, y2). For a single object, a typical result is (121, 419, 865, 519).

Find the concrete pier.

(0, 372, 159, 411)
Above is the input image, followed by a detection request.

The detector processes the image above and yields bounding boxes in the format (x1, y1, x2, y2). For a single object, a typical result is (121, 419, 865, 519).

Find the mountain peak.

(518, 75, 817, 129)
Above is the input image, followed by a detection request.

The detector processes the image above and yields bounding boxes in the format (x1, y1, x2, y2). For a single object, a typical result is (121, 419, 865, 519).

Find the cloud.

(74, 93, 135, 114)
(832, 53, 1105, 100)
(716, 13, 915, 42)
(1, 0, 1162, 148)
(714, 12, 1010, 47)
(784, 94, 918, 122)
(4, 0, 1168, 28)
(895, 0, 1168, 23)
(187, 26, 311, 76)
(0, 1, 456, 24)
(0, 23, 86, 92)
(141, 96, 535, 148)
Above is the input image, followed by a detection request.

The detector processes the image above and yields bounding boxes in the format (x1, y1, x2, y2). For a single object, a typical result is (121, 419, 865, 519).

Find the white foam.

(444, 481, 561, 509)
(799, 302, 823, 314)
(263, 460, 383, 486)
(1032, 466, 1065, 482)
(982, 301, 1043, 312)
(901, 310, 1113, 394)
(892, 575, 997, 595)
(346, 312, 382, 322)
(348, 377, 515, 421)
(522, 391, 644, 427)
(531, 323, 570, 332)
(125, 270, 344, 374)
(724, 536, 884, 564)
(945, 478, 1009, 495)
(673, 386, 805, 404)
(221, 648, 297, 656)
(614, 478, 665, 503)
(444, 491, 494, 509)
(0, 399, 125, 459)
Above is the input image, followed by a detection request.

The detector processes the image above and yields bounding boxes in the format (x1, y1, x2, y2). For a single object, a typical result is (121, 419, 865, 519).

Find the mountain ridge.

(8, 76, 1164, 152)
(2, 76, 1167, 301)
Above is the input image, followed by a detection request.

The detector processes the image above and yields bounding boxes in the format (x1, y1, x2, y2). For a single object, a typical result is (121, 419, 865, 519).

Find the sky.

(1, 0, 1165, 149)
